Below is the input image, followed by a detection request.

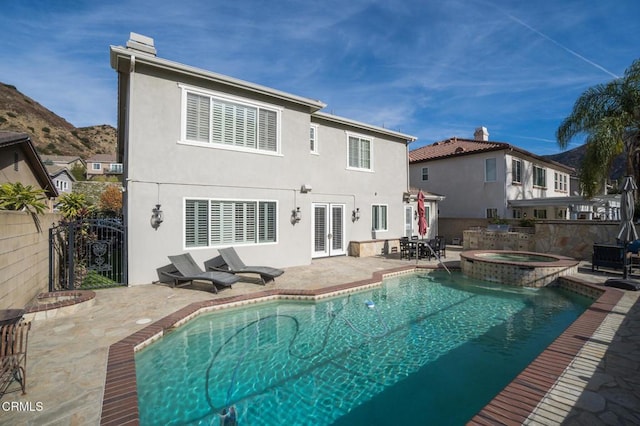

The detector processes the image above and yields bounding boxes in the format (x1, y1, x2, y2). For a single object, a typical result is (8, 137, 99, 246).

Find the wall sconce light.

(292, 207, 301, 223)
(300, 184, 312, 193)
(150, 204, 164, 229)
(352, 208, 360, 222)
(414, 210, 418, 220)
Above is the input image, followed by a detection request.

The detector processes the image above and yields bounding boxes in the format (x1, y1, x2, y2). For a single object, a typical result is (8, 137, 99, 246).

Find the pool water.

(136, 271, 592, 425)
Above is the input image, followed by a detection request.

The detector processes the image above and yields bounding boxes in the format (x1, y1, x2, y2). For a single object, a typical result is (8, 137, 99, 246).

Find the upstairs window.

(347, 134, 372, 170)
(512, 159, 522, 184)
(183, 88, 280, 154)
(310, 125, 319, 154)
(421, 167, 429, 181)
(533, 166, 546, 188)
(485, 158, 496, 182)
(554, 172, 568, 191)
(486, 208, 498, 219)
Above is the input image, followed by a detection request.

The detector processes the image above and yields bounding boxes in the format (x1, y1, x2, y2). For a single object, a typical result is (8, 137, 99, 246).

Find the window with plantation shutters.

(186, 199, 277, 247)
(183, 88, 279, 153)
(347, 134, 372, 170)
(185, 199, 209, 247)
(372, 204, 387, 231)
(258, 201, 276, 243)
(186, 93, 211, 142)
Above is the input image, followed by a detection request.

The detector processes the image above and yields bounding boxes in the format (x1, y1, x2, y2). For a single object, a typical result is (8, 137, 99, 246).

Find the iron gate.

(49, 218, 127, 291)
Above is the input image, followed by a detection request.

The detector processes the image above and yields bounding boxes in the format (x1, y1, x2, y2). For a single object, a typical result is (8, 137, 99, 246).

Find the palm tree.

(557, 58, 640, 198)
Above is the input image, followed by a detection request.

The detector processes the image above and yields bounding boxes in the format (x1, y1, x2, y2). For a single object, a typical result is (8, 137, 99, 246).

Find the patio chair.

(215, 247, 284, 284)
(157, 253, 239, 293)
(1, 321, 31, 398)
(435, 236, 446, 258)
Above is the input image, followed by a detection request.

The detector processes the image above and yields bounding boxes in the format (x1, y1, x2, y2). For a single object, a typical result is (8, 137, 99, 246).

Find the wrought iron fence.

(49, 218, 126, 291)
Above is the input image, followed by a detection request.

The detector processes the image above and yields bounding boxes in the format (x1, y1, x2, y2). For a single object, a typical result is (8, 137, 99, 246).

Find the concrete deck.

(2, 248, 639, 425)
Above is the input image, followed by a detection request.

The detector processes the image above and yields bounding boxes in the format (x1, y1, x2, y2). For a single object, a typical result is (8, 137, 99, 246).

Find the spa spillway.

(460, 250, 579, 287)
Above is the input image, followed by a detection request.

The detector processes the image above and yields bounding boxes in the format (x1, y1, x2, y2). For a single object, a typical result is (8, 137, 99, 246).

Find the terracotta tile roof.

(409, 137, 510, 162)
(409, 137, 574, 173)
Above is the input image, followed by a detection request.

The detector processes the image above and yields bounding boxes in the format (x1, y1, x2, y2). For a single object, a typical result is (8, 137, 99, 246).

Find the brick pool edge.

(99, 268, 619, 425)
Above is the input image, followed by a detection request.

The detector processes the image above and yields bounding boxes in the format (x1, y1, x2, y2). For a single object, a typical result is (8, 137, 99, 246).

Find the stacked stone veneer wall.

(462, 220, 621, 260)
(0, 211, 61, 309)
(460, 253, 579, 288)
(349, 239, 400, 257)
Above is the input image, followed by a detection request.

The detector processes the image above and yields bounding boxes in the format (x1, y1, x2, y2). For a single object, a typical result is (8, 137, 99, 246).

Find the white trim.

(310, 124, 319, 155)
(421, 166, 429, 181)
(311, 202, 346, 258)
(345, 131, 374, 172)
(371, 203, 388, 232)
(179, 84, 283, 155)
(183, 197, 279, 249)
(484, 157, 496, 182)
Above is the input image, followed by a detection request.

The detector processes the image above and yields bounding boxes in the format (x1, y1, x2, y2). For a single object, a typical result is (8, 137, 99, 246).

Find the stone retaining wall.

(462, 220, 621, 260)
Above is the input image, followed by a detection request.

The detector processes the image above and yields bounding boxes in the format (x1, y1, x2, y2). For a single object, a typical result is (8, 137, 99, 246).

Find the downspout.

(123, 54, 135, 285)
(406, 141, 411, 193)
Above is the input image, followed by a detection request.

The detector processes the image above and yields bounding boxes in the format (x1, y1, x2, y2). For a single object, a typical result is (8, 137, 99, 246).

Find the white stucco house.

(110, 33, 418, 285)
(409, 127, 576, 221)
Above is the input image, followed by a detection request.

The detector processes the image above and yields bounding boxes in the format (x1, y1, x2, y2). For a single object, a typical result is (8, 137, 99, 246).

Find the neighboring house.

(45, 164, 76, 195)
(409, 127, 576, 222)
(0, 131, 58, 207)
(85, 154, 123, 180)
(110, 33, 417, 285)
(40, 155, 86, 174)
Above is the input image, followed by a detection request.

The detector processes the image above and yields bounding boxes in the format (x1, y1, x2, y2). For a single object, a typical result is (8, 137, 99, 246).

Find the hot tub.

(460, 250, 579, 287)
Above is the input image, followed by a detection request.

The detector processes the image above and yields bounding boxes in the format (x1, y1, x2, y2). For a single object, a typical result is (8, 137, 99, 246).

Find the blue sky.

(1, 0, 638, 155)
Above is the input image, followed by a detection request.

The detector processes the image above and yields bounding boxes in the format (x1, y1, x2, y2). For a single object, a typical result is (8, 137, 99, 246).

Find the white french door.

(404, 205, 414, 237)
(312, 203, 345, 258)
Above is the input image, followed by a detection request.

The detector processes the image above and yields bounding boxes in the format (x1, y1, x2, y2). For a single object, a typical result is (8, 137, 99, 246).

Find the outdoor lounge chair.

(156, 253, 239, 293)
(213, 247, 284, 284)
(1, 321, 31, 398)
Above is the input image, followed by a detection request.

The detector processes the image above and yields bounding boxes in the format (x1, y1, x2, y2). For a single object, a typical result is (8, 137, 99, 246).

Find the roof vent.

(474, 126, 489, 141)
(126, 32, 157, 56)
(454, 147, 465, 154)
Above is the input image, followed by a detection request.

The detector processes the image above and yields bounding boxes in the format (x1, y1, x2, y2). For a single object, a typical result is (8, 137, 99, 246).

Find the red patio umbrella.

(417, 190, 427, 238)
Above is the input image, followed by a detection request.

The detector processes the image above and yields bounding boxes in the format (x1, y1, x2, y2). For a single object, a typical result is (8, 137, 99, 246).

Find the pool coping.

(99, 266, 619, 425)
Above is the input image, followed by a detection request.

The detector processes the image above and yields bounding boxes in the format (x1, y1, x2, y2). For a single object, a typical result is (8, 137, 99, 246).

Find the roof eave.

(313, 111, 417, 143)
(110, 45, 327, 112)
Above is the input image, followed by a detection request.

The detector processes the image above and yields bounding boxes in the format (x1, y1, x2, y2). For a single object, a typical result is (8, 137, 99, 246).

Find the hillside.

(544, 144, 626, 181)
(0, 82, 115, 158)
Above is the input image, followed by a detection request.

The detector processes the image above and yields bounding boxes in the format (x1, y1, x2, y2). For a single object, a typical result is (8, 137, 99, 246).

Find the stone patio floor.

(2, 247, 639, 425)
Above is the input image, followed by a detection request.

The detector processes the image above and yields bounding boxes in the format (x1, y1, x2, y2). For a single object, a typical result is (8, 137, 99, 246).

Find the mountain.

(543, 144, 626, 181)
(0, 82, 115, 158)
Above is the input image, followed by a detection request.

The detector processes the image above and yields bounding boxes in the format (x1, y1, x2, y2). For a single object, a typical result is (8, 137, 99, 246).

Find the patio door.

(404, 205, 414, 237)
(312, 203, 345, 258)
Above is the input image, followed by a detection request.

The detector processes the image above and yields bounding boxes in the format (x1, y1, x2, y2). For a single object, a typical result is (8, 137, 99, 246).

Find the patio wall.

(0, 210, 61, 309)
(461, 220, 621, 260)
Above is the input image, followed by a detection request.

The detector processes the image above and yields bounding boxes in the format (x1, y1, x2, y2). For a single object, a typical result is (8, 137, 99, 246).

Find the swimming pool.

(135, 271, 591, 425)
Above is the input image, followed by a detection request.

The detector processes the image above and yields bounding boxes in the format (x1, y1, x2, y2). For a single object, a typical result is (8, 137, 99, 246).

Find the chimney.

(474, 126, 489, 141)
(126, 32, 157, 56)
